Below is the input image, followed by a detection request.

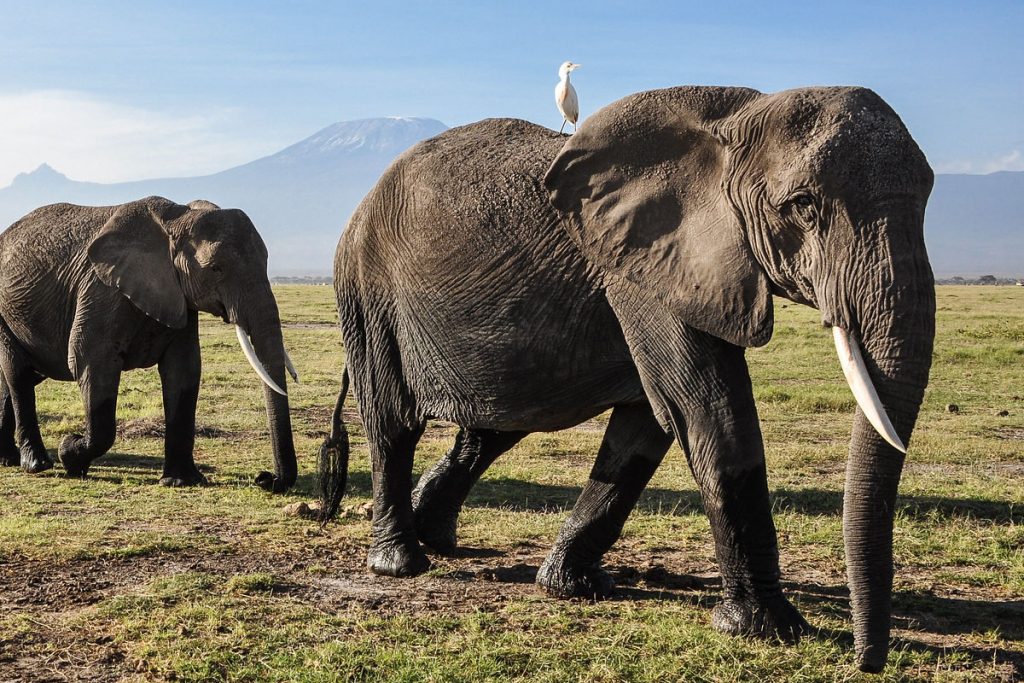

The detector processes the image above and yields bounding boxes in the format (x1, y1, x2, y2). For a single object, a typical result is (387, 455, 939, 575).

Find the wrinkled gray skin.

(0, 197, 297, 492)
(325, 86, 934, 673)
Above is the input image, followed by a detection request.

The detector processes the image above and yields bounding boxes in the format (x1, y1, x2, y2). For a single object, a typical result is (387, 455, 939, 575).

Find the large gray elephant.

(320, 86, 935, 672)
(0, 196, 298, 492)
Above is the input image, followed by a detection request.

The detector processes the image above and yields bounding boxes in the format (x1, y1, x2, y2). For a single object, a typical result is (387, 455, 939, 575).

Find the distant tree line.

(936, 275, 1024, 285)
(270, 276, 333, 285)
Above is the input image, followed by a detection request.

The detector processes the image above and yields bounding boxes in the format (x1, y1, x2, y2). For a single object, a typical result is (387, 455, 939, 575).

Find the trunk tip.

(856, 644, 888, 674)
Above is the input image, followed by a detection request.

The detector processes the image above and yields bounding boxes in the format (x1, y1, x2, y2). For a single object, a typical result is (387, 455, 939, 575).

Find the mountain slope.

(925, 171, 1024, 276)
(1, 120, 1021, 276)
(0, 117, 447, 275)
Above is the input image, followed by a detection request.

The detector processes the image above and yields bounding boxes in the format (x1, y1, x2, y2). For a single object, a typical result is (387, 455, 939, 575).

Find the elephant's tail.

(317, 366, 350, 525)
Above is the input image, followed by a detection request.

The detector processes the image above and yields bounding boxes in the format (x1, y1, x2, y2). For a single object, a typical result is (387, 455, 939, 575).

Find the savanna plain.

(0, 285, 1021, 682)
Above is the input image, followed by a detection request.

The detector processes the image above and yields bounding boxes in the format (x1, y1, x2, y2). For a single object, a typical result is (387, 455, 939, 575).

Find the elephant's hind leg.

(536, 402, 673, 599)
(412, 428, 527, 554)
(0, 374, 20, 466)
(58, 367, 120, 477)
(366, 418, 430, 578)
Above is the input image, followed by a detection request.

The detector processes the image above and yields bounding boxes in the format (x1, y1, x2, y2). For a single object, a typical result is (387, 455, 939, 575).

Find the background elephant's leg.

(536, 403, 672, 599)
(0, 374, 19, 466)
(157, 327, 205, 487)
(676, 342, 808, 643)
(366, 418, 430, 578)
(412, 428, 527, 554)
(58, 367, 120, 477)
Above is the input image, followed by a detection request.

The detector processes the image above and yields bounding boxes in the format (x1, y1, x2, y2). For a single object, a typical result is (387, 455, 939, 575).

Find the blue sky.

(0, 0, 1021, 185)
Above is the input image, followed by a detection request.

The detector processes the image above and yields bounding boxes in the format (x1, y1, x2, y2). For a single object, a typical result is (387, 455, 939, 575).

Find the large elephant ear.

(545, 86, 774, 348)
(87, 203, 188, 329)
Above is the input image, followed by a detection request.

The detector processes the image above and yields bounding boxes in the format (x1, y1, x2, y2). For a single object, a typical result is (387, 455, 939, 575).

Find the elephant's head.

(545, 86, 935, 672)
(87, 197, 298, 492)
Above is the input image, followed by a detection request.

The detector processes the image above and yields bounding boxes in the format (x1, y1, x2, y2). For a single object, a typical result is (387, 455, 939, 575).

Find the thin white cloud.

(934, 149, 1024, 175)
(0, 90, 281, 186)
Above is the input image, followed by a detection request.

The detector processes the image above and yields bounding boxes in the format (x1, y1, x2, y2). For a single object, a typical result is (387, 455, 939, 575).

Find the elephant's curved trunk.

(840, 231, 934, 673)
(237, 289, 298, 493)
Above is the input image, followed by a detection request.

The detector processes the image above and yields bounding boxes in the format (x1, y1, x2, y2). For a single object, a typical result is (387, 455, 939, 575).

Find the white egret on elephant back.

(555, 61, 581, 134)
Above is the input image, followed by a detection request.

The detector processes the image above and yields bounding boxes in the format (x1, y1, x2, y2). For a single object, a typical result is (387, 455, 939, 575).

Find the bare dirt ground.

(3, 528, 1021, 682)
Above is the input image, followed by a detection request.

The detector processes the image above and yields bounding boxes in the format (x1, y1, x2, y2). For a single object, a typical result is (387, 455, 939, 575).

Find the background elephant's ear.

(544, 87, 774, 348)
(87, 203, 188, 329)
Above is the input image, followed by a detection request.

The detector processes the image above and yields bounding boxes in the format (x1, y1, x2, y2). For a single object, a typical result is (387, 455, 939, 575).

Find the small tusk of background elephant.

(0, 85, 935, 674)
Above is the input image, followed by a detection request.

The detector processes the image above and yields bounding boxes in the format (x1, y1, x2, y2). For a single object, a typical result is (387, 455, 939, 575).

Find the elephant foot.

(711, 594, 809, 644)
(57, 434, 91, 477)
(159, 465, 209, 487)
(21, 446, 54, 474)
(255, 470, 293, 494)
(1, 443, 20, 466)
(367, 537, 431, 578)
(536, 554, 616, 600)
(412, 502, 459, 556)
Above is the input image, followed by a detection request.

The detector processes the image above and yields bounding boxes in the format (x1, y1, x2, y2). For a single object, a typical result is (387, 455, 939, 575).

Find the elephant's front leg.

(366, 419, 429, 577)
(678, 343, 808, 643)
(58, 366, 120, 477)
(157, 325, 206, 487)
(536, 403, 673, 599)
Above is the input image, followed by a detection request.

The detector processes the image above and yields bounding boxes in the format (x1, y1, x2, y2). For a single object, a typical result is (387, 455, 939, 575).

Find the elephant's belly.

(405, 300, 647, 431)
(430, 368, 647, 432)
(120, 319, 178, 370)
(0, 303, 75, 381)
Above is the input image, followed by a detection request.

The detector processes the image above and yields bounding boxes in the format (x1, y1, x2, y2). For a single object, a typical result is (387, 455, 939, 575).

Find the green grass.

(1, 285, 1021, 681)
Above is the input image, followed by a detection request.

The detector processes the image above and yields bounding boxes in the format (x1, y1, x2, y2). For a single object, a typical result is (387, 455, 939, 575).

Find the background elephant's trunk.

(840, 218, 935, 672)
(238, 287, 298, 493)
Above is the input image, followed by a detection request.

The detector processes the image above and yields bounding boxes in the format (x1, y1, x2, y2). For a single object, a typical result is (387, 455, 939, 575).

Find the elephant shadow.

(457, 477, 1022, 527)
(794, 585, 1024, 675)
(51, 450, 216, 484)
(294, 469, 1020, 528)
(770, 488, 1023, 525)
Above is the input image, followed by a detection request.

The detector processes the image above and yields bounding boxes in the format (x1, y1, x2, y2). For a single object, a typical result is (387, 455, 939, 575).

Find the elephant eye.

(786, 193, 819, 226)
(210, 264, 223, 274)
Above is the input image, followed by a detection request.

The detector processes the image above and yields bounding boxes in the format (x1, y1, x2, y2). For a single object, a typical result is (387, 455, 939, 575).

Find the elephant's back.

(336, 120, 643, 430)
(0, 202, 114, 272)
(0, 203, 115, 378)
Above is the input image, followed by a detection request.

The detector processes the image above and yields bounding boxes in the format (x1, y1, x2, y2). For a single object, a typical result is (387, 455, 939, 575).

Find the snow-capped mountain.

(0, 117, 448, 275)
(268, 117, 446, 162)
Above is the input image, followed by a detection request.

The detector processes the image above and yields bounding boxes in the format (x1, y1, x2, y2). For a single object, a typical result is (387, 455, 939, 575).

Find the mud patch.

(994, 427, 1024, 441)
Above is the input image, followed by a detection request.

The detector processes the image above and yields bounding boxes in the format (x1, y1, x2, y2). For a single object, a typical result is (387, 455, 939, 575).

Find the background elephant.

(322, 86, 935, 673)
(0, 196, 298, 492)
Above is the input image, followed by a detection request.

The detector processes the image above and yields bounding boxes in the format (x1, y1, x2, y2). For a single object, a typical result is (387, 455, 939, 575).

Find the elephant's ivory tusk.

(832, 326, 906, 453)
(284, 348, 299, 383)
(235, 325, 288, 396)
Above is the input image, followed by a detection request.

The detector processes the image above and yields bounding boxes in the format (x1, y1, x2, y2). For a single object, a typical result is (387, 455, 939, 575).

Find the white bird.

(555, 61, 581, 134)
